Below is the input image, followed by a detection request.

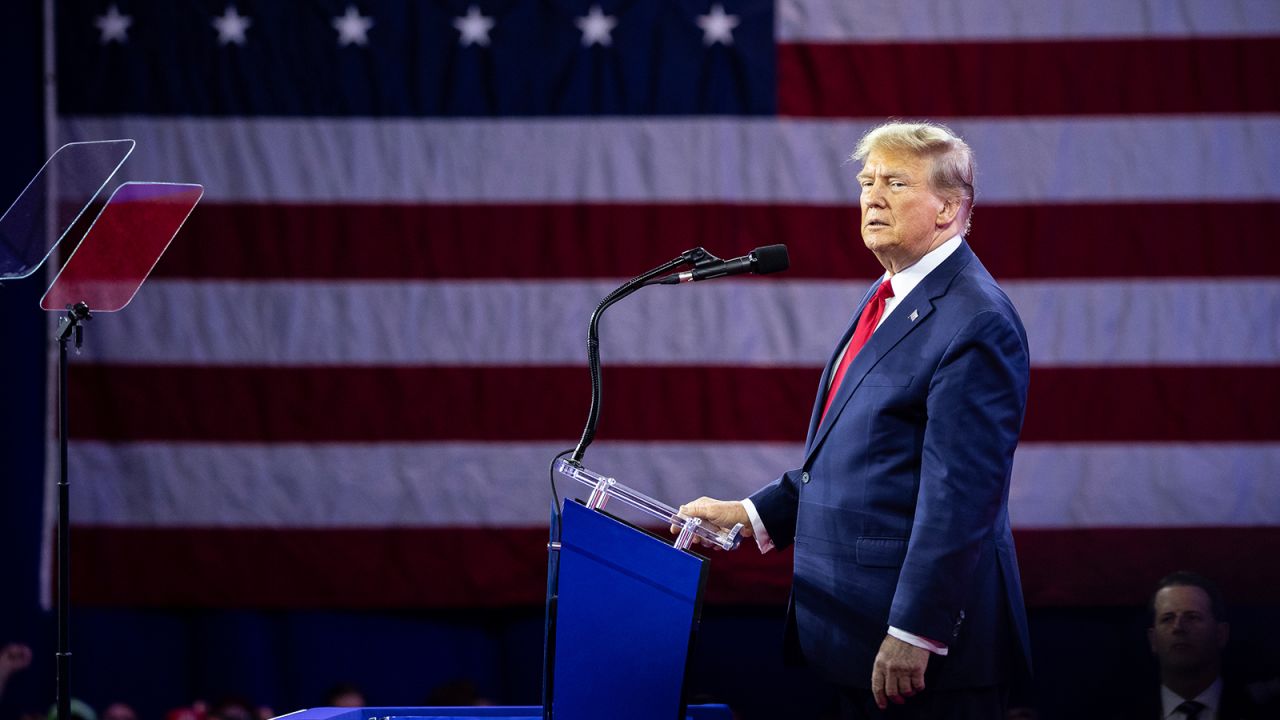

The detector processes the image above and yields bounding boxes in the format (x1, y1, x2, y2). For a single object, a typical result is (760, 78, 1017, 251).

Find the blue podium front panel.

(275, 705, 731, 720)
(551, 500, 709, 720)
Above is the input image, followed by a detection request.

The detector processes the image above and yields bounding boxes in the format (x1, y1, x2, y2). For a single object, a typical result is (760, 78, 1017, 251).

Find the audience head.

(1148, 571, 1230, 677)
(101, 704, 137, 720)
(323, 683, 365, 708)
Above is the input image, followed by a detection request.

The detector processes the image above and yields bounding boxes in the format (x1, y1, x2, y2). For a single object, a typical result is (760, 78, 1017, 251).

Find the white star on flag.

(94, 4, 132, 45)
(333, 5, 374, 47)
(575, 5, 617, 47)
(696, 4, 739, 46)
(453, 6, 495, 47)
(212, 6, 252, 46)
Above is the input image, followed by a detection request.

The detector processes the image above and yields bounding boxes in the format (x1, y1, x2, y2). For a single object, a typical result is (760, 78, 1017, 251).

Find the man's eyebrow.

(857, 167, 910, 179)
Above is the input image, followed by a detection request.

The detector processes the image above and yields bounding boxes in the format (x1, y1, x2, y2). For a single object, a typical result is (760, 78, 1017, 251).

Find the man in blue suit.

(679, 121, 1032, 718)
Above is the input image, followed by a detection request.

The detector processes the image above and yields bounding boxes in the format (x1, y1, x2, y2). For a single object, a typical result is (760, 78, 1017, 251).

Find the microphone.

(659, 244, 789, 284)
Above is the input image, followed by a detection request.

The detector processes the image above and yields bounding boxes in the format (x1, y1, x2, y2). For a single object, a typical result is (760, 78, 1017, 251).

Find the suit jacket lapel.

(803, 241, 977, 465)
(804, 280, 880, 451)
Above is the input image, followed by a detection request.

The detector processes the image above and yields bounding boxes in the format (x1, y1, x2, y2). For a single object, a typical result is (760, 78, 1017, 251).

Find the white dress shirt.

(1160, 678, 1222, 719)
(741, 236, 963, 655)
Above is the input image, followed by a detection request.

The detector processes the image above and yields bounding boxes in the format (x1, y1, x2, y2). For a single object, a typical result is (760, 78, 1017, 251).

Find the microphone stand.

(542, 246, 711, 719)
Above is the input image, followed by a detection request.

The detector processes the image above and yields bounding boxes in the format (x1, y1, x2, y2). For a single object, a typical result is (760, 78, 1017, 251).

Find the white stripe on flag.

(69, 440, 1280, 528)
(75, 278, 1280, 367)
(1010, 443, 1280, 528)
(68, 440, 799, 527)
(1009, 279, 1280, 367)
(58, 116, 1280, 203)
(777, 0, 1280, 42)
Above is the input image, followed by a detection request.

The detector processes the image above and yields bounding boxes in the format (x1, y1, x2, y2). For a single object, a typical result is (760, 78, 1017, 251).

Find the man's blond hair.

(852, 121, 975, 235)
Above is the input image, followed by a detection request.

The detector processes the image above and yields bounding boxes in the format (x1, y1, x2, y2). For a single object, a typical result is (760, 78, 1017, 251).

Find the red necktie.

(820, 278, 894, 422)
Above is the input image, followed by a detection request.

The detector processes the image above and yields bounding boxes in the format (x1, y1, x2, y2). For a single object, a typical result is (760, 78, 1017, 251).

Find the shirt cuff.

(739, 498, 774, 554)
(888, 627, 949, 656)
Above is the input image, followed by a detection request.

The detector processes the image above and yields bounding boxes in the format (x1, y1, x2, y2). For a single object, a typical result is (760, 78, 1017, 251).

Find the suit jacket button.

(801, 472, 810, 484)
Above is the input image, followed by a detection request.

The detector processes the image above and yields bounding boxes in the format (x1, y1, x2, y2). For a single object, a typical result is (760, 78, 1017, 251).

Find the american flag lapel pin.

(909, 309, 919, 322)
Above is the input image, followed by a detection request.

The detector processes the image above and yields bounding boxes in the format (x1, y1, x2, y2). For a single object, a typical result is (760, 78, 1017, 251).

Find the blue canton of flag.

(60, 1, 776, 116)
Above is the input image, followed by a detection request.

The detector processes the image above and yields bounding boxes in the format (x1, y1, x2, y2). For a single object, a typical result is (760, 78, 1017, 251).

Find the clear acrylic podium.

(544, 461, 742, 719)
(557, 460, 744, 552)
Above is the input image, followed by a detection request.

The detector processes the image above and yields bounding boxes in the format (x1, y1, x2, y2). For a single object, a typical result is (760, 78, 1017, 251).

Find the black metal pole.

(54, 302, 88, 720)
(56, 324, 70, 720)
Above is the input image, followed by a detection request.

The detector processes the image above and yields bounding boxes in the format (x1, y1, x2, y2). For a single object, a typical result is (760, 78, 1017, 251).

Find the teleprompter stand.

(43, 181, 202, 720)
(1, 147, 202, 720)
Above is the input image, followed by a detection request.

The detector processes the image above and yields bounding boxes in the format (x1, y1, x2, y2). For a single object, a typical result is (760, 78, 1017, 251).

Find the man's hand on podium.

(671, 497, 753, 548)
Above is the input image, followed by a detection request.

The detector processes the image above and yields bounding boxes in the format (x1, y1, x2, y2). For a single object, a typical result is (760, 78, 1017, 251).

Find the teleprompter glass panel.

(0, 140, 134, 280)
(41, 182, 203, 313)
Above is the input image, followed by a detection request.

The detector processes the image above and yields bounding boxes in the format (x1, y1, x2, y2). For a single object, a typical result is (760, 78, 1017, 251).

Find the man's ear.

(1147, 627, 1157, 654)
(936, 196, 962, 228)
(1217, 621, 1230, 650)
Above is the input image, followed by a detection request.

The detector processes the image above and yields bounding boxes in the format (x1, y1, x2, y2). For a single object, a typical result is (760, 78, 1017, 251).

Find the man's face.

(857, 148, 951, 270)
(1148, 585, 1229, 673)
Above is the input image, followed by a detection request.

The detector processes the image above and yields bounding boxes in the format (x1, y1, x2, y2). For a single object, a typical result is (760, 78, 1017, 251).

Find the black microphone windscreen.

(753, 244, 790, 275)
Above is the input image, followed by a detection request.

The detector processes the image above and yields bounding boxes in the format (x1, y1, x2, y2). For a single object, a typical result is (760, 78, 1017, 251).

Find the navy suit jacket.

(749, 240, 1033, 690)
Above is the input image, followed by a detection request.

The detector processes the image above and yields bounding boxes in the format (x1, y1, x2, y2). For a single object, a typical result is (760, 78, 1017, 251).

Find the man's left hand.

(871, 634, 929, 709)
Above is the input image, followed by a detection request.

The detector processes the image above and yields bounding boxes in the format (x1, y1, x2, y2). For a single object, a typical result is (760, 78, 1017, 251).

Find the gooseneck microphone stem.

(569, 248, 709, 465)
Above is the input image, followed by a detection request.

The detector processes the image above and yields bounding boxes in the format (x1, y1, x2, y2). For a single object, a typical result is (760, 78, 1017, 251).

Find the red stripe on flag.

(1014, 527, 1280, 607)
(152, 202, 1280, 280)
(777, 38, 1280, 117)
(70, 527, 555, 608)
(69, 365, 1280, 443)
(67, 365, 814, 443)
(68, 526, 1280, 608)
(1024, 367, 1280, 443)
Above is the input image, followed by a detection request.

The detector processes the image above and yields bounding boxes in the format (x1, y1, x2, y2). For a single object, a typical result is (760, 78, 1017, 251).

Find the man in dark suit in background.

(679, 121, 1031, 719)
(1137, 571, 1273, 720)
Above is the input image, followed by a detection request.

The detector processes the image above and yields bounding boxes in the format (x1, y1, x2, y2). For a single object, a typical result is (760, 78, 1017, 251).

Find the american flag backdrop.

(49, 0, 1280, 609)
